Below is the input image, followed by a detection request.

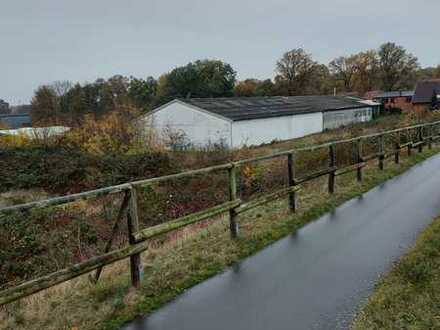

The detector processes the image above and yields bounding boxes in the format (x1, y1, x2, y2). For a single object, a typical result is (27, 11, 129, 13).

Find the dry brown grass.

(0, 215, 231, 329)
(0, 190, 50, 208)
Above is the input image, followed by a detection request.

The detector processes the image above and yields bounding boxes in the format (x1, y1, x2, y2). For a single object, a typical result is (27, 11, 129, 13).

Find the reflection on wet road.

(122, 154, 440, 330)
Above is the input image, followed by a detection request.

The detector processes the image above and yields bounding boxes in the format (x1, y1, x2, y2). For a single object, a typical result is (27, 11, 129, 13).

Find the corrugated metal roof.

(180, 96, 370, 121)
(413, 80, 440, 104)
(373, 91, 414, 99)
(357, 99, 382, 106)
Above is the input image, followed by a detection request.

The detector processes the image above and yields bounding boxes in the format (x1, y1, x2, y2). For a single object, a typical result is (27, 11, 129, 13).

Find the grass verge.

(353, 215, 440, 330)
(1, 147, 440, 330)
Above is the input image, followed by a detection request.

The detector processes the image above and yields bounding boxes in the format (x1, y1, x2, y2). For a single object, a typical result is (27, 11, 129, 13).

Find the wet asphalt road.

(122, 154, 440, 330)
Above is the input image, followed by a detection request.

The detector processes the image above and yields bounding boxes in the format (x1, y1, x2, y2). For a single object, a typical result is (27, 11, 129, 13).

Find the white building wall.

(144, 101, 232, 148)
(323, 107, 373, 130)
(231, 112, 323, 148)
(143, 101, 372, 149)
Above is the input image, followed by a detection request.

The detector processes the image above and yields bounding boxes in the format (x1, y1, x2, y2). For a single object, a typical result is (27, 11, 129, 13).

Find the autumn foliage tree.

(351, 50, 380, 94)
(31, 76, 158, 126)
(234, 79, 259, 97)
(31, 85, 58, 126)
(275, 48, 318, 95)
(377, 42, 419, 91)
(234, 79, 276, 97)
(328, 43, 419, 95)
(329, 55, 358, 92)
(63, 104, 145, 154)
(417, 66, 440, 81)
(27, 43, 429, 127)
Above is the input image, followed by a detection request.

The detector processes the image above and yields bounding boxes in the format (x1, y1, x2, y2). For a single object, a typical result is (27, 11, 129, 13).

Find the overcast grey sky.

(1, 0, 439, 104)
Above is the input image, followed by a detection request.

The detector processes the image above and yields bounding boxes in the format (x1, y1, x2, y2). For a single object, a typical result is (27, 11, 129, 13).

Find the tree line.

(31, 42, 440, 126)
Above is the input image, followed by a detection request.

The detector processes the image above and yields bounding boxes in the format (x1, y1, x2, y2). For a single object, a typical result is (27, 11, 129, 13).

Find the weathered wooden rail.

(1, 120, 440, 306)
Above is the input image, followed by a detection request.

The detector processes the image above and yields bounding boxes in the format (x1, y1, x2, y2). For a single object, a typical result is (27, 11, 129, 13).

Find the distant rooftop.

(373, 91, 414, 99)
(177, 96, 373, 121)
(413, 80, 440, 104)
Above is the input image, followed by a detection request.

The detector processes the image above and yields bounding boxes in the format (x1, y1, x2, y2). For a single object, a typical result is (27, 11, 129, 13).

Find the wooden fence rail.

(1, 120, 440, 306)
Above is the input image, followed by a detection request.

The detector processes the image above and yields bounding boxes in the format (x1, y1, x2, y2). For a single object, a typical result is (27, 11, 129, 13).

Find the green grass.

(2, 147, 440, 330)
(353, 215, 440, 330)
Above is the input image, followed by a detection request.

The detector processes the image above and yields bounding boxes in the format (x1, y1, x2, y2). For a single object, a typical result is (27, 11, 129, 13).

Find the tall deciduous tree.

(95, 75, 130, 116)
(234, 79, 259, 97)
(128, 76, 157, 111)
(275, 48, 318, 95)
(31, 81, 72, 125)
(309, 64, 333, 95)
(378, 42, 419, 91)
(157, 59, 237, 104)
(31, 86, 58, 125)
(329, 55, 358, 92)
(352, 50, 380, 95)
(65, 83, 92, 125)
(254, 79, 276, 96)
(234, 79, 276, 97)
(416, 65, 440, 81)
(196, 60, 236, 97)
(52, 80, 73, 118)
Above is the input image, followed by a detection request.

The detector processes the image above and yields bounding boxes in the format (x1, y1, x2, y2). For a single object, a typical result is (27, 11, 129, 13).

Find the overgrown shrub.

(62, 105, 152, 154)
(0, 146, 174, 194)
(137, 171, 229, 228)
(0, 194, 130, 290)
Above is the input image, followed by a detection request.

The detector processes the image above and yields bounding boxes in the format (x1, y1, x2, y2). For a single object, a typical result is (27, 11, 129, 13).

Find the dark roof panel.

(180, 96, 369, 121)
(373, 91, 414, 99)
(413, 80, 440, 104)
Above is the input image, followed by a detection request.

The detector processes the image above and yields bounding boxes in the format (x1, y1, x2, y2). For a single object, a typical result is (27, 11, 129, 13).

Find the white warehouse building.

(141, 96, 380, 149)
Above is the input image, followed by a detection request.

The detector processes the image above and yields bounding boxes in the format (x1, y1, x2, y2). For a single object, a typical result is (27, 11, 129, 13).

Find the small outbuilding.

(372, 91, 414, 113)
(141, 96, 379, 149)
(0, 113, 32, 129)
(412, 79, 440, 111)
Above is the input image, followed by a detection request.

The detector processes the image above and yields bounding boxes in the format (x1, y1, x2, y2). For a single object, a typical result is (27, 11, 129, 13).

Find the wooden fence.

(1, 120, 440, 306)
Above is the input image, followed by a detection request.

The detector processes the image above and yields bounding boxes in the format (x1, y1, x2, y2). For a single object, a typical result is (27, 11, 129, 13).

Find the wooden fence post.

(91, 190, 131, 283)
(418, 127, 423, 153)
(394, 132, 400, 164)
(287, 153, 296, 212)
(127, 185, 143, 288)
(228, 164, 239, 238)
(407, 129, 412, 157)
(356, 138, 363, 182)
(378, 134, 384, 170)
(428, 124, 433, 150)
(328, 144, 336, 194)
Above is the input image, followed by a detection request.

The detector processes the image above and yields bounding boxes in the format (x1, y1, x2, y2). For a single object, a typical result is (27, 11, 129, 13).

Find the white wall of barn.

(231, 112, 323, 148)
(144, 101, 374, 149)
(146, 101, 232, 147)
(323, 107, 373, 130)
